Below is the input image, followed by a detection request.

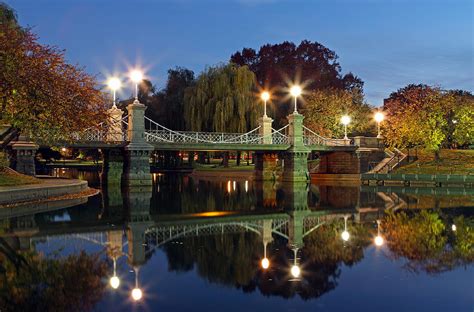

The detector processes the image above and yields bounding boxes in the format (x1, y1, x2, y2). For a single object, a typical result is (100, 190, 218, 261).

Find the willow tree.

(184, 63, 261, 133)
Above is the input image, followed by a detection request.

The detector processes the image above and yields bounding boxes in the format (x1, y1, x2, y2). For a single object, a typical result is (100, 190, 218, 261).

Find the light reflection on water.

(0, 169, 473, 311)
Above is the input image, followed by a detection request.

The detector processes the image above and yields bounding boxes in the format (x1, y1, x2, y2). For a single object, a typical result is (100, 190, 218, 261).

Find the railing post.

(258, 116, 273, 144)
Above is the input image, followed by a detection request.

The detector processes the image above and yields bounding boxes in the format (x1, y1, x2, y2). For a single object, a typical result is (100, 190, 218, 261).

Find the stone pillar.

(106, 105, 124, 142)
(101, 149, 123, 185)
(282, 113, 310, 182)
(123, 100, 154, 186)
(258, 116, 273, 144)
(254, 152, 278, 181)
(124, 187, 153, 267)
(11, 136, 38, 176)
(281, 181, 310, 250)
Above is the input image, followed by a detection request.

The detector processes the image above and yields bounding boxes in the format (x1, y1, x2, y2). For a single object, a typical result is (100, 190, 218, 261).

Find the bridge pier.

(254, 152, 278, 181)
(123, 100, 153, 187)
(101, 149, 123, 185)
(10, 136, 38, 176)
(281, 113, 310, 182)
(281, 181, 311, 250)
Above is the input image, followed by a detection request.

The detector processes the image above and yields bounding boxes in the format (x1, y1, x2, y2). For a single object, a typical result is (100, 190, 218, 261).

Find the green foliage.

(184, 63, 260, 132)
(302, 88, 374, 137)
(0, 249, 107, 311)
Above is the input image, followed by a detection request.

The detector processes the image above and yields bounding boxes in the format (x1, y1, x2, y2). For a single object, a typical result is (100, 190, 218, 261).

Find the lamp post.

(107, 77, 121, 108)
(290, 85, 302, 114)
(131, 267, 143, 301)
(109, 258, 120, 289)
(261, 241, 270, 270)
(374, 112, 384, 138)
(130, 70, 143, 101)
(290, 248, 300, 278)
(261, 91, 270, 117)
(374, 219, 384, 246)
(341, 115, 351, 140)
(341, 215, 350, 241)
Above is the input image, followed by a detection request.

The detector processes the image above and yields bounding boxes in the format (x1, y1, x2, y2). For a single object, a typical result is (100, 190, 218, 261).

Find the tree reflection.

(0, 246, 107, 311)
(382, 210, 473, 274)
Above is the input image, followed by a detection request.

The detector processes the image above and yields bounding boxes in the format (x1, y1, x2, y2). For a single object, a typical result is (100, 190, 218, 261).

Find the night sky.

(8, 0, 474, 106)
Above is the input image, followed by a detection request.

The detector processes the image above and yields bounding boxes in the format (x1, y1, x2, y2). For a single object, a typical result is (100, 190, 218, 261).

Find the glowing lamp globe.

(374, 112, 384, 123)
(131, 288, 143, 301)
(107, 77, 121, 91)
(290, 85, 302, 97)
(261, 91, 270, 101)
(261, 258, 270, 269)
(291, 265, 301, 278)
(109, 276, 120, 289)
(374, 235, 384, 246)
(130, 70, 143, 83)
(341, 115, 351, 126)
(341, 230, 350, 241)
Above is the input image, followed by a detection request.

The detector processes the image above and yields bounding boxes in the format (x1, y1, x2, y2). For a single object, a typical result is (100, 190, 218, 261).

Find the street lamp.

(130, 70, 143, 101)
(341, 215, 350, 241)
(109, 258, 120, 289)
(261, 91, 270, 117)
(107, 77, 121, 108)
(290, 248, 300, 278)
(290, 85, 302, 114)
(341, 115, 351, 140)
(374, 112, 384, 138)
(374, 219, 384, 246)
(261, 241, 270, 270)
(131, 267, 143, 301)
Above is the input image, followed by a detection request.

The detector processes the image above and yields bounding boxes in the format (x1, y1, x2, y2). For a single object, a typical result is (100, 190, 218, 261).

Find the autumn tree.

(302, 88, 374, 138)
(231, 40, 364, 127)
(0, 4, 107, 142)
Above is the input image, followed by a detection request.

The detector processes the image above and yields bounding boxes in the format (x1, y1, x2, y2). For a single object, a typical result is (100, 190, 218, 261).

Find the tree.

(383, 85, 448, 160)
(231, 40, 364, 127)
(302, 88, 374, 138)
(0, 5, 107, 142)
(184, 63, 260, 132)
(448, 90, 474, 147)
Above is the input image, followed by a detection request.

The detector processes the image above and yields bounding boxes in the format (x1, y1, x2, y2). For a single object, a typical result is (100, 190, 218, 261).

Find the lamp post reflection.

(131, 267, 143, 301)
(261, 241, 270, 270)
(341, 215, 350, 242)
(374, 219, 384, 246)
(109, 257, 120, 289)
(290, 248, 301, 278)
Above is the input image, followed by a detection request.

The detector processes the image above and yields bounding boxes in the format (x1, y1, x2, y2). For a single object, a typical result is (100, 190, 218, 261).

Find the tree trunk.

(434, 149, 441, 162)
(223, 152, 229, 168)
(198, 152, 206, 164)
(188, 151, 194, 167)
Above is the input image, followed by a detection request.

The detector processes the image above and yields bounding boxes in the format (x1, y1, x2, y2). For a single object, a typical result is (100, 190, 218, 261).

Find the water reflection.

(0, 173, 473, 310)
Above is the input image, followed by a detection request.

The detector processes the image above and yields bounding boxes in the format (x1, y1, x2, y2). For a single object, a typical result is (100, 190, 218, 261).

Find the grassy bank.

(394, 149, 474, 175)
(0, 167, 40, 187)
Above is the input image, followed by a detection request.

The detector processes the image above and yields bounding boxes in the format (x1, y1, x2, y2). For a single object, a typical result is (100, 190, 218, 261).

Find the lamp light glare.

(374, 235, 384, 246)
(107, 77, 121, 91)
(261, 258, 270, 269)
(109, 276, 120, 289)
(341, 115, 351, 126)
(290, 85, 302, 97)
(261, 91, 270, 101)
(291, 265, 301, 278)
(374, 112, 385, 123)
(341, 230, 350, 241)
(130, 70, 143, 83)
(131, 288, 143, 301)
(452, 224, 457, 231)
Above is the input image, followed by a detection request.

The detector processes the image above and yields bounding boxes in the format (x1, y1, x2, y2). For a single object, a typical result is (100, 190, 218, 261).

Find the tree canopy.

(184, 63, 261, 132)
(0, 4, 107, 142)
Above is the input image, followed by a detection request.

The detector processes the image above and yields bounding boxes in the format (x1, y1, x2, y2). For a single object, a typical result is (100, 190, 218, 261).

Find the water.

(1, 169, 473, 311)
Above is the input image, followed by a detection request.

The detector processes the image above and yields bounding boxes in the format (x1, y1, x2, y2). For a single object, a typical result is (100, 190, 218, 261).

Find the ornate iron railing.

(302, 125, 350, 146)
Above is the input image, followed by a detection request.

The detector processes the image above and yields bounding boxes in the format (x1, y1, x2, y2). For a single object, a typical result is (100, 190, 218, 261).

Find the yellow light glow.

(131, 288, 143, 301)
(61, 147, 67, 152)
(109, 276, 120, 289)
(341, 115, 351, 126)
(130, 70, 143, 83)
(227, 180, 231, 193)
(261, 91, 270, 101)
(452, 224, 457, 231)
(290, 85, 302, 97)
(107, 77, 121, 91)
(261, 258, 270, 269)
(291, 265, 300, 278)
(374, 112, 385, 123)
(374, 235, 384, 246)
(341, 230, 350, 241)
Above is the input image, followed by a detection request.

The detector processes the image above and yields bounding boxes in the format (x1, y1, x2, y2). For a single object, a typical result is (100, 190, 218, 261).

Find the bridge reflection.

(1, 178, 473, 301)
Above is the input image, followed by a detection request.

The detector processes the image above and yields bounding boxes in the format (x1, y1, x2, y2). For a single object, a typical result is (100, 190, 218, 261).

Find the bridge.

(9, 99, 385, 186)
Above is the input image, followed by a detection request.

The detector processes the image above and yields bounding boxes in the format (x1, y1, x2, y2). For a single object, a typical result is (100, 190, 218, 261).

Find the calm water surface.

(1, 169, 473, 311)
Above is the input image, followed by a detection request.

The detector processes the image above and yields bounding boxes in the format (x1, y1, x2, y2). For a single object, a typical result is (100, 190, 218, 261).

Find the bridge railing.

(70, 116, 128, 143)
(302, 125, 351, 146)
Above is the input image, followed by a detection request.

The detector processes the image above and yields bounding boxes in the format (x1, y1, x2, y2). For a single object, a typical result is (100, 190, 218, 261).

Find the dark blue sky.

(9, 0, 474, 105)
